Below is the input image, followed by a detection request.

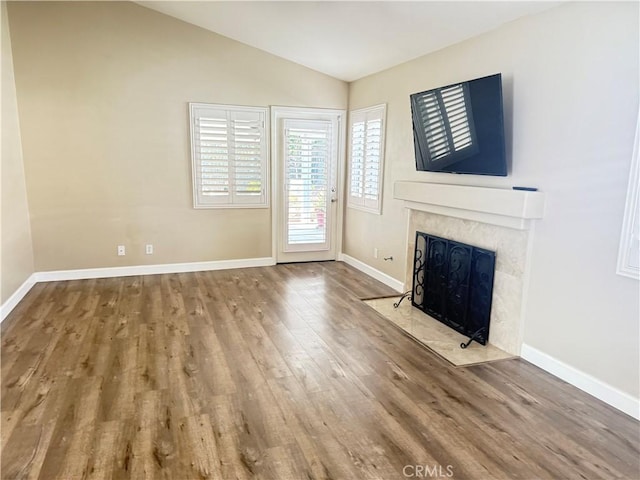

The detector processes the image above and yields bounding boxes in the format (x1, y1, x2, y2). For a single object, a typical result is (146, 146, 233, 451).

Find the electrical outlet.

(117, 245, 125, 256)
(373, 248, 379, 259)
(145, 244, 153, 255)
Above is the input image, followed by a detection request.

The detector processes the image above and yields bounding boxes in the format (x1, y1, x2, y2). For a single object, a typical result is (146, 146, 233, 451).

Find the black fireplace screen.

(412, 232, 496, 346)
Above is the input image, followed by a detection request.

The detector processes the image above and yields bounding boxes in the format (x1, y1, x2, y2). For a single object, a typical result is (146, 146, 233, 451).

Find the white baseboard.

(35, 257, 276, 282)
(521, 343, 640, 420)
(339, 253, 404, 293)
(1, 273, 37, 323)
(1, 257, 275, 322)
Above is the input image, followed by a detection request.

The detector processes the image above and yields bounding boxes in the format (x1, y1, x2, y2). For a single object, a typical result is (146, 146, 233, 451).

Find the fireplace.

(412, 232, 496, 347)
(394, 181, 546, 355)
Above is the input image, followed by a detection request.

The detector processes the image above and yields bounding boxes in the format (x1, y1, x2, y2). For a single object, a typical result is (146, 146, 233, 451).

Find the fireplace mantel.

(394, 181, 545, 230)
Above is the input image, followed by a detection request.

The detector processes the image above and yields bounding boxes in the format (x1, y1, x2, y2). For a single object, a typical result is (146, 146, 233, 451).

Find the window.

(189, 103, 268, 208)
(348, 104, 386, 214)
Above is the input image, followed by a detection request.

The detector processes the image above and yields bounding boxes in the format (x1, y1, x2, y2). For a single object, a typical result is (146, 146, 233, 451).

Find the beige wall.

(7, 1, 347, 271)
(1, 2, 34, 304)
(346, 2, 639, 397)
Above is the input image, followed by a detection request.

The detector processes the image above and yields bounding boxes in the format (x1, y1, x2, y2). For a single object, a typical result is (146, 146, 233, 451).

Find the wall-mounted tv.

(410, 73, 507, 176)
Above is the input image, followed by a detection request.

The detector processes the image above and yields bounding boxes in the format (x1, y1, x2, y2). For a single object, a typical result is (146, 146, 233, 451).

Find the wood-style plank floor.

(1, 262, 638, 479)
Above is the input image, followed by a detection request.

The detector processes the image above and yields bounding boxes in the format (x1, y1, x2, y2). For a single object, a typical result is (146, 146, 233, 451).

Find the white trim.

(339, 253, 404, 293)
(34, 257, 275, 282)
(335, 113, 346, 259)
(271, 107, 278, 262)
(1, 273, 37, 323)
(394, 181, 545, 230)
(617, 111, 639, 279)
(521, 344, 640, 420)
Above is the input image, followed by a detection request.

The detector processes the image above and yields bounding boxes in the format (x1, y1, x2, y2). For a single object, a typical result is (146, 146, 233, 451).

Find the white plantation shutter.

(348, 104, 386, 214)
(189, 103, 268, 208)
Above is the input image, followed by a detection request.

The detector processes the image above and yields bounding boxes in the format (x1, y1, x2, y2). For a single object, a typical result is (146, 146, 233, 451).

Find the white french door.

(272, 107, 345, 263)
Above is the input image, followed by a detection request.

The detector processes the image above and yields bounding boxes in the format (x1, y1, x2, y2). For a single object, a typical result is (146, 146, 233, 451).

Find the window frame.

(347, 103, 387, 215)
(617, 111, 640, 280)
(189, 102, 269, 209)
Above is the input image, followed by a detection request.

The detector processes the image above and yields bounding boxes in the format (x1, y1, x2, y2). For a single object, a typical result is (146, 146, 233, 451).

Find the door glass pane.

(285, 120, 331, 249)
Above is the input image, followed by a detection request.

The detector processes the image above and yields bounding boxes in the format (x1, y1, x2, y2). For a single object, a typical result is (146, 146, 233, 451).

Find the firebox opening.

(412, 231, 496, 347)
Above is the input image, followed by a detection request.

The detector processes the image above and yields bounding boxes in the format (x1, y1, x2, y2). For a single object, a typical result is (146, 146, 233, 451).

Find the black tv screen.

(410, 73, 507, 176)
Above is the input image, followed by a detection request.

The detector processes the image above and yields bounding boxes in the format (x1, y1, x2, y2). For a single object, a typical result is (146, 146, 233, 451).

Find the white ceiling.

(138, 1, 560, 82)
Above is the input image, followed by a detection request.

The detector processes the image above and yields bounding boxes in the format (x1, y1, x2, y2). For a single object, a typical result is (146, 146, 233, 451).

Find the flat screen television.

(410, 73, 507, 176)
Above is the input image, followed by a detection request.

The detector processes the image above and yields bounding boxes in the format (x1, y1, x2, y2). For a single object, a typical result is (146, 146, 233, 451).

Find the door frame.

(270, 106, 346, 263)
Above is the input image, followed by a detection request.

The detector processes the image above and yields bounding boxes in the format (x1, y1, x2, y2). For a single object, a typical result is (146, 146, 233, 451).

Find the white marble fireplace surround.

(394, 181, 545, 355)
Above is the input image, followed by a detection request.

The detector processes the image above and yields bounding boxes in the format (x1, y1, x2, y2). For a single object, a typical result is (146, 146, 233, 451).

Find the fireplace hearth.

(411, 232, 496, 347)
